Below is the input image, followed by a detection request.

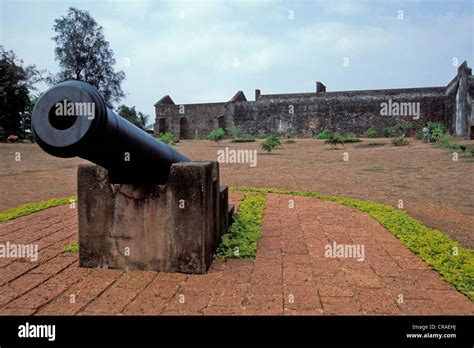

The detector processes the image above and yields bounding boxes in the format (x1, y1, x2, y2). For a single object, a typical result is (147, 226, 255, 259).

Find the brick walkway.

(0, 193, 472, 315)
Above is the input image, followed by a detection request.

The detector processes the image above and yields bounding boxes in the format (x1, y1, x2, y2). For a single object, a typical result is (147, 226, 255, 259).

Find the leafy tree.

(207, 128, 225, 144)
(0, 46, 42, 138)
(117, 104, 149, 130)
(51, 7, 125, 104)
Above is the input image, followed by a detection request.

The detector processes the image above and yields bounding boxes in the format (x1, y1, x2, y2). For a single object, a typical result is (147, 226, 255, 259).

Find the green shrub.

(315, 129, 330, 140)
(383, 127, 393, 137)
(383, 122, 412, 138)
(391, 135, 409, 146)
(366, 126, 377, 138)
(214, 193, 266, 259)
(156, 132, 175, 145)
(324, 133, 344, 148)
(267, 135, 282, 148)
(342, 134, 360, 143)
(206, 128, 225, 144)
(428, 122, 444, 143)
(367, 142, 385, 147)
(261, 135, 280, 153)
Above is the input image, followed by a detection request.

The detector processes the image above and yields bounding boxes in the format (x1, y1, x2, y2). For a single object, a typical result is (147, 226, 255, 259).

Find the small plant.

(267, 134, 282, 148)
(366, 127, 377, 138)
(62, 241, 79, 253)
(206, 128, 225, 144)
(156, 132, 175, 145)
(315, 129, 330, 140)
(7, 135, 18, 143)
(342, 134, 360, 143)
(428, 122, 444, 143)
(391, 135, 409, 146)
(324, 133, 344, 148)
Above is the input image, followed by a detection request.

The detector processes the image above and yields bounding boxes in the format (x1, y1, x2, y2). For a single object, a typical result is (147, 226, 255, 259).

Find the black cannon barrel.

(32, 80, 190, 184)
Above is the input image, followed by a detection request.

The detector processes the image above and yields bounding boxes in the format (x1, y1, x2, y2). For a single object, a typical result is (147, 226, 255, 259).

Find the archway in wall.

(179, 117, 188, 139)
(158, 118, 167, 134)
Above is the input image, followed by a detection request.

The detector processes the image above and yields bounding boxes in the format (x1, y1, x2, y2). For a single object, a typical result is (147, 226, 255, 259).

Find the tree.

(117, 105, 149, 130)
(226, 125, 243, 140)
(207, 128, 225, 144)
(51, 7, 125, 104)
(0, 46, 42, 138)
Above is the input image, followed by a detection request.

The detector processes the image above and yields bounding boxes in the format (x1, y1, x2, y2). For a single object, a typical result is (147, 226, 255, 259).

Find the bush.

(428, 122, 444, 143)
(324, 133, 344, 148)
(315, 129, 330, 140)
(267, 135, 281, 148)
(260, 140, 273, 153)
(391, 135, 409, 146)
(367, 142, 385, 147)
(384, 122, 412, 138)
(383, 127, 393, 138)
(156, 132, 174, 145)
(232, 133, 255, 142)
(261, 135, 281, 153)
(342, 134, 360, 143)
(206, 128, 225, 144)
(366, 127, 377, 138)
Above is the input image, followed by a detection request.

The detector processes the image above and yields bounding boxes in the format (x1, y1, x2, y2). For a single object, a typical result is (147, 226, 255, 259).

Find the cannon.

(32, 80, 190, 184)
(31, 80, 231, 274)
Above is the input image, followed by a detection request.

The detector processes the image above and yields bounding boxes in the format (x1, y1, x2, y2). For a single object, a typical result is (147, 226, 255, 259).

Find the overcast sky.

(1, 0, 473, 121)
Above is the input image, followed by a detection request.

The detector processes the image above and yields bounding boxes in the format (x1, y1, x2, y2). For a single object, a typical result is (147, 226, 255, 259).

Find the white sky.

(1, 0, 473, 122)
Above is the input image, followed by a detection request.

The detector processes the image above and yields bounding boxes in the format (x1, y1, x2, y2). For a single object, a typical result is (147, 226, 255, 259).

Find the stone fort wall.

(154, 62, 473, 139)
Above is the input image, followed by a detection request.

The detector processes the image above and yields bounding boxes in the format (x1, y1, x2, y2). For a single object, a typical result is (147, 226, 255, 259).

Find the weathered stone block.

(77, 161, 229, 274)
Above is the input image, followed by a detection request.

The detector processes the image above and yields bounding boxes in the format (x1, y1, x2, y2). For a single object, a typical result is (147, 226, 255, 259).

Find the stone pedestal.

(77, 161, 230, 274)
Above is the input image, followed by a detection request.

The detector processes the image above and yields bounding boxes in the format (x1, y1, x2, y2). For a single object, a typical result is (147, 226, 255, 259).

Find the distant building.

(155, 61, 473, 139)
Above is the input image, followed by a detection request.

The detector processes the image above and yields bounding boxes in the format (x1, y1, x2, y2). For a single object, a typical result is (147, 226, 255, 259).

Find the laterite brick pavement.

(0, 193, 472, 315)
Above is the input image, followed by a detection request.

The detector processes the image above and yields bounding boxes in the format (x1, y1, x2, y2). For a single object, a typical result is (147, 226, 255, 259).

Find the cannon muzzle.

(32, 80, 190, 184)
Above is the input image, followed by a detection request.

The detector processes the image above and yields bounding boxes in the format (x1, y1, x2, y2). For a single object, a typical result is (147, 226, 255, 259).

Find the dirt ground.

(1, 138, 473, 248)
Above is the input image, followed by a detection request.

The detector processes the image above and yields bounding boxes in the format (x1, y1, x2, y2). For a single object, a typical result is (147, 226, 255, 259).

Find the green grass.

(231, 187, 474, 302)
(214, 193, 266, 259)
(0, 197, 76, 222)
(62, 241, 79, 253)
